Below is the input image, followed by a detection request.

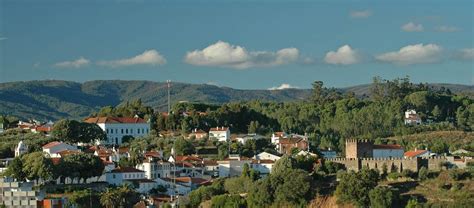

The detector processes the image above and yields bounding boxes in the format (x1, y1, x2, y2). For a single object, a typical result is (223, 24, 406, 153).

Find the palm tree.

(100, 188, 118, 208)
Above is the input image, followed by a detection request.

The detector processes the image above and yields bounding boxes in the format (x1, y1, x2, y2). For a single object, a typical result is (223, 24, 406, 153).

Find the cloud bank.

(268, 83, 299, 90)
(324, 45, 361, 65)
(54, 57, 90, 68)
(435, 25, 460, 32)
(350, 10, 372, 18)
(184, 41, 299, 69)
(459, 48, 474, 60)
(401, 22, 424, 32)
(98, 50, 166, 67)
(376, 43, 442, 65)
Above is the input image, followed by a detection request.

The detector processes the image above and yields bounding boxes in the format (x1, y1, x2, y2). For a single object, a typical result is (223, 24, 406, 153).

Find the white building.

(84, 116, 150, 145)
(235, 134, 265, 144)
(251, 160, 276, 176)
(42, 142, 78, 158)
(209, 127, 230, 142)
(404, 109, 422, 125)
(254, 152, 281, 161)
(372, 144, 404, 158)
(136, 154, 172, 180)
(105, 167, 146, 186)
(15, 141, 28, 157)
(217, 156, 252, 177)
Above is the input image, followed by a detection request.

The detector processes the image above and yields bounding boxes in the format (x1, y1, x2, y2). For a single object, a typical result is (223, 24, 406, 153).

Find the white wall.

(98, 123, 150, 145)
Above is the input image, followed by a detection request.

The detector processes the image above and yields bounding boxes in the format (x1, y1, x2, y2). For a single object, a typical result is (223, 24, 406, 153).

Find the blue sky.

(0, 0, 473, 89)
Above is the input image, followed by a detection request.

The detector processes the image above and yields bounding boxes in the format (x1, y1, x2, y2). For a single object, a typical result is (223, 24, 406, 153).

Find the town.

(0, 78, 473, 208)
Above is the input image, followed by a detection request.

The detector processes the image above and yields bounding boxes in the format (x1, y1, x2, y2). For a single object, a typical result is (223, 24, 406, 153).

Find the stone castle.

(327, 139, 451, 173)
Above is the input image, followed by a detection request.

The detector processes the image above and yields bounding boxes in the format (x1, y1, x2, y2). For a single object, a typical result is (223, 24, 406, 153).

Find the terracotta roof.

(404, 150, 428, 157)
(35, 126, 52, 132)
(111, 167, 144, 173)
(203, 160, 218, 166)
(172, 177, 210, 185)
(209, 127, 229, 131)
(279, 138, 305, 144)
(175, 155, 202, 162)
(57, 150, 81, 157)
(252, 159, 275, 164)
(84, 117, 146, 124)
(118, 147, 129, 154)
(144, 151, 161, 158)
(43, 141, 63, 149)
(373, 144, 404, 150)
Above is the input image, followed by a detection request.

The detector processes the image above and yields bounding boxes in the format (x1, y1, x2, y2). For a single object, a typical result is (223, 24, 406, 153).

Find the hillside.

(0, 80, 472, 121)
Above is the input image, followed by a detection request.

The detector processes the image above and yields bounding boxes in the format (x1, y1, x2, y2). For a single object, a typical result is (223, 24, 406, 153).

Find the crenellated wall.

(327, 157, 447, 173)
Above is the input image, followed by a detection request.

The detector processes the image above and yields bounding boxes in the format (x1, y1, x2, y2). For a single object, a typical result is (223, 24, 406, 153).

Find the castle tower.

(345, 139, 373, 159)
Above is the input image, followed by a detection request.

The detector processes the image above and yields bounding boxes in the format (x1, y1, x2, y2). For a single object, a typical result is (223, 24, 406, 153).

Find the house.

(451, 149, 471, 156)
(404, 109, 422, 125)
(404, 149, 432, 158)
(271, 132, 287, 145)
(234, 134, 265, 144)
(217, 155, 252, 177)
(15, 140, 28, 157)
(296, 150, 318, 157)
(168, 155, 206, 178)
(251, 159, 276, 176)
(32, 121, 54, 135)
(188, 129, 208, 140)
(105, 167, 146, 186)
(136, 153, 172, 180)
(156, 177, 210, 196)
(320, 148, 337, 158)
(372, 144, 404, 158)
(202, 160, 219, 177)
(277, 135, 309, 155)
(209, 127, 230, 142)
(84, 116, 150, 145)
(254, 152, 281, 161)
(42, 141, 78, 158)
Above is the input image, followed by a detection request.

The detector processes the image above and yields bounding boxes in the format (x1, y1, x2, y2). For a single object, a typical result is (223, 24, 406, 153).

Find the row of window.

(106, 128, 149, 135)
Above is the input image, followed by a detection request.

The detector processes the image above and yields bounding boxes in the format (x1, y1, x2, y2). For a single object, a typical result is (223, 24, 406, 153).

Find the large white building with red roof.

(209, 127, 230, 142)
(42, 141, 78, 158)
(84, 116, 150, 145)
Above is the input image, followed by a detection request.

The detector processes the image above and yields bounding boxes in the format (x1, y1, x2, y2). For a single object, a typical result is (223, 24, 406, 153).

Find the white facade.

(98, 122, 150, 145)
(404, 110, 422, 125)
(105, 168, 146, 186)
(136, 160, 171, 180)
(15, 141, 28, 157)
(254, 152, 281, 161)
(42, 142, 78, 158)
(209, 127, 230, 142)
(251, 161, 275, 175)
(217, 158, 252, 177)
(0, 177, 44, 207)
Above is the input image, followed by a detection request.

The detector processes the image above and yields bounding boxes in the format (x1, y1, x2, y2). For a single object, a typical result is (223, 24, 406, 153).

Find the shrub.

(387, 172, 400, 180)
(418, 167, 428, 181)
(211, 194, 246, 208)
(369, 186, 398, 208)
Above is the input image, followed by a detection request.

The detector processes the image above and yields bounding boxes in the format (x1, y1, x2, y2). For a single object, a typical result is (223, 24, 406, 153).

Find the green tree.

(3, 156, 27, 181)
(173, 138, 195, 156)
(418, 167, 428, 181)
(272, 155, 294, 175)
(22, 152, 54, 182)
(369, 186, 398, 208)
(405, 198, 423, 208)
(335, 168, 379, 207)
(67, 189, 100, 208)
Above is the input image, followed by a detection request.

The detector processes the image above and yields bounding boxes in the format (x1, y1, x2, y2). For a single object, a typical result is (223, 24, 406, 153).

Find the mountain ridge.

(1, 80, 472, 121)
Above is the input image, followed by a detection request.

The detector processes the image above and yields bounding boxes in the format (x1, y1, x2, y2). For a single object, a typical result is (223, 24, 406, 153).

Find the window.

(106, 129, 109, 134)
(121, 129, 124, 134)
(126, 129, 128, 134)
(131, 129, 133, 134)
(146, 128, 149, 134)
(113, 174, 116, 179)
(137, 129, 140, 134)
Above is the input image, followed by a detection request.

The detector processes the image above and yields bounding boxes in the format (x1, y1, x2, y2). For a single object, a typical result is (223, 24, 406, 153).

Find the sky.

(0, 0, 473, 89)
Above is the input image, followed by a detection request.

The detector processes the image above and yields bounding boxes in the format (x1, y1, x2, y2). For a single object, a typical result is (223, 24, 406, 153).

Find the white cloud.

(350, 10, 372, 18)
(324, 45, 361, 65)
(435, 25, 459, 32)
(0, 37, 7, 41)
(459, 48, 474, 60)
(268, 83, 299, 90)
(184, 41, 299, 69)
(54, 57, 90, 68)
(375, 43, 442, 65)
(401, 22, 424, 32)
(98, 50, 166, 67)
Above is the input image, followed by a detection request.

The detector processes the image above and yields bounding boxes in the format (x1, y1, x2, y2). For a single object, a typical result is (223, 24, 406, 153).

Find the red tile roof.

(57, 150, 81, 157)
(42, 141, 62, 149)
(144, 151, 161, 158)
(84, 117, 147, 124)
(111, 167, 144, 173)
(279, 138, 305, 144)
(373, 144, 404, 150)
(404, 150, 428, 157)
(175, 155, 202, 162)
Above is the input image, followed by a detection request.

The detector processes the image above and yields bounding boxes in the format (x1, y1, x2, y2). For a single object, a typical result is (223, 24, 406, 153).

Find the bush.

(418, 167, 428, 181)
(211, 194, 246, 208)
(387, 172, 400, 180)
(405, 198, 423, 208)
(448, 169, 470, 181)
(369, 186, 398, 208)
(401, 169, 415, 179)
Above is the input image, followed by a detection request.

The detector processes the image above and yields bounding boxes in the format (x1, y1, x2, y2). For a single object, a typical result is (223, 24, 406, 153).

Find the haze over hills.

(0, 80, 472, 121)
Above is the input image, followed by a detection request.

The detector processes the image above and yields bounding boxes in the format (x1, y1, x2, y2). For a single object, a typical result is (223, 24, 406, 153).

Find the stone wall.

(327, 157, 426, 173)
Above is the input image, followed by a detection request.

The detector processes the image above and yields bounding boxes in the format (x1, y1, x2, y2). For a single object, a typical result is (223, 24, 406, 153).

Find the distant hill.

(0, 80, 472, 121)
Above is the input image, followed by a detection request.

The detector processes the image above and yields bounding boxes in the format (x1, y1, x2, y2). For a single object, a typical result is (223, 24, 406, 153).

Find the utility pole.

(167, 80, 171, 114)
